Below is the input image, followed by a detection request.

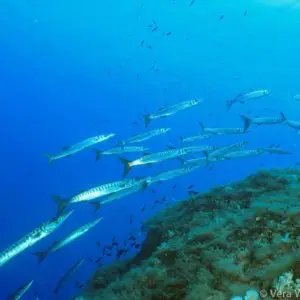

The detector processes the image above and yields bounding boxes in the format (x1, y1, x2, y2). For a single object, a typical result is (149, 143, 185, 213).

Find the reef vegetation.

(77, 168, 300, 300)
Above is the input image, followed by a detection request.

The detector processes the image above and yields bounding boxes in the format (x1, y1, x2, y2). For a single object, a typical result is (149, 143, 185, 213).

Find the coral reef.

(78, 168, 300, 300)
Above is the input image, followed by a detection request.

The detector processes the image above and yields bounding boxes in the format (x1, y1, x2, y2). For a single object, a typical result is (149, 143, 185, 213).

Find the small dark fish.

(190, 0, 195, 6)
(88, 257, 93, 263)
(130, 215, 134, 224)
(244, 10, 248, 16)
(136, 73, 140, 79)
(166, 32, 172, 36)
(131, 242, 136, 247)
(188, 185, 194, 190)
(135, 244, 140, 249)
(96, 242, 101, 247)
(152, 26, 159, 32)
(117, 248, 126, 258)
(129, 235, 136, 241)
(105, 253, 112, 257)
(147, 44, 153, 50)
(188, 190, 199, 196)
(140, 40, 145, 46)
(219, 15, 224, 20)
(151, 189, 156, 194)
(172, 184, 177, 189)
(140, 204, 146, 212)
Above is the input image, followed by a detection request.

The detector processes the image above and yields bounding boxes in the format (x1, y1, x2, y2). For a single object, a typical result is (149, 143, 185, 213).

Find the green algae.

(78, 168, 300, 300)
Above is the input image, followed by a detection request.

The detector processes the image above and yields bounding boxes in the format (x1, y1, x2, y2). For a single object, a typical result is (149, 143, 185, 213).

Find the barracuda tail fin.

(94, 149, 103, 161)
(119, 157, 133, 177)
(45, 154, 55, 165)
(90, 201, 101, 212)
(52, 195, 67, 215)
(199, 122, 205, 132)
(117, 140, 125, 148)
(33, 251, 48, 264)
(226, 99, 234, 110)
(240, 115, 252, 132)
(144, 114, 151, 128)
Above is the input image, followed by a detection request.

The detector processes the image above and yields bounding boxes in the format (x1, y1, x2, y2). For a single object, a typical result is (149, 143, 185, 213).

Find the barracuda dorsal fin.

(166, 145, 176, 150)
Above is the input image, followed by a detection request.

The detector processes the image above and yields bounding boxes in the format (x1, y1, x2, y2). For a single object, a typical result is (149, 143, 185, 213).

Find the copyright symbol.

(260, 289, 268, 298)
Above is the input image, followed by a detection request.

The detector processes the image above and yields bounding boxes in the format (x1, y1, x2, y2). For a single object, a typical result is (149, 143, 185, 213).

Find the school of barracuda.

(0, 91, 296, 298)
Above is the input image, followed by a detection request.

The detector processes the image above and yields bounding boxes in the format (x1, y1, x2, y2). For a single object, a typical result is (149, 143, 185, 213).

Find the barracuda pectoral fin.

(166, 145, 176, 149)
(52, 195, 68, 215)
(90, 201, 101, 212)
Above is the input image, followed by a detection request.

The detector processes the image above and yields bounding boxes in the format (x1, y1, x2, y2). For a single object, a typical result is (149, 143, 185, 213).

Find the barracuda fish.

(227, 89, 271, 110)
(199, 121, 250, 135)
(184, 145, 217, 154)
(119, 148, 189, 176)
(53, 258, 85, 295)
(285, 119, 300, 130)
(263, 147, 291, 155)
(207, 141, 248, 160)
(179, 133, 211, 143)
(184, 156, 221, 166)
(121, 128, 171, 145)
(94, 145, 149, 161)
(293, 94, 300, 101)
(91, 181, 148, 212)
(144, 99, 202, 127)
(0, 211, 73, 268)
(7, 279, 34, 300)
(240, 112, 286, 130)
(53, 178, 144, 213)
(45, 133, 115, 165)
(34, 217, 102, 263)
(222, 149, 266, 159)
(148, 164, 201, 184)
(119, 145, 216, 176)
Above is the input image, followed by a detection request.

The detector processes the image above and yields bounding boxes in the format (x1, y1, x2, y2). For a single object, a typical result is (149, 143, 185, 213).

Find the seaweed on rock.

(78, 168, 300, 300)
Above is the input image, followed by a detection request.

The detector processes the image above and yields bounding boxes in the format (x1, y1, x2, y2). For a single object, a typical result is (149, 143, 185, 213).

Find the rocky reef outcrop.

(77, 168, 300, 300)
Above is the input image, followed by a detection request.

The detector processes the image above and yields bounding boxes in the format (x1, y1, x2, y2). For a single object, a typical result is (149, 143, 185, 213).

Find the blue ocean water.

(1, 0, 300, 299)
